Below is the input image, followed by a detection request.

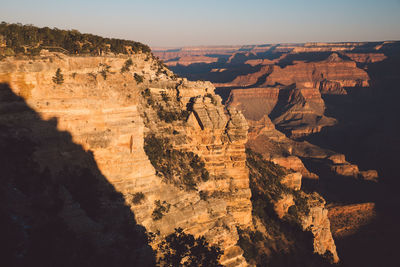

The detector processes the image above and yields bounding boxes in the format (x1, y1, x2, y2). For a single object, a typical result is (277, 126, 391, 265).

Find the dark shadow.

(170, 61, 262, 84)
(300, 157, 382, 203)
(277, 52, 335, 68)
(0, 83, 155, 267)
(297, 48, 400, 266)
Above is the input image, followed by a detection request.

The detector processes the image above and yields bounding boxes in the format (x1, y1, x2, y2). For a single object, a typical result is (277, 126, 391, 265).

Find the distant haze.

(1, 0, 400, 47)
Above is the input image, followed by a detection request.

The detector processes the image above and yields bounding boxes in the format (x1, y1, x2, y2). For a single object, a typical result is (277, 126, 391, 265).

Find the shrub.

(134, 73, 144, 83)
(161, 91, 169, 102)
(156, 105, 189, 123)
(52, 68, 64, 85)
(88, 72, 97, 80)
(121, 58, 133, 73)
(131, 192, 145, 205)
(144, 135, 209, 190)
(237, 228, 261, 263)
(158, 228, 223, 266)
(141, 88, 151, 97)
(152, 200, 171, 221)
(99, 63, 111, 80)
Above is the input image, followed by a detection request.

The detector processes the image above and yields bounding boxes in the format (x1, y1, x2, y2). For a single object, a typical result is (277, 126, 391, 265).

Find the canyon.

(154, 41, 400, 266)
(0, 46, 341, 266)
(1, 22, 399, 266)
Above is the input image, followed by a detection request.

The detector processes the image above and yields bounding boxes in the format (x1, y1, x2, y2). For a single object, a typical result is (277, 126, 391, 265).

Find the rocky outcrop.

(215, 65, 273, 88)
(0, 54, 252, 266)
(246, 150, 339, 264)
(227, 87, 281, 121)
(271, 156, 319, 179)
(227, 86, 336, 137)
(263, 53, 370, 90)
(296, 194, 339, 263)
(328, 203, 376, 238)
(271, 87, 337, 137)
(280, 172, 302, 190)
(164, 55, 218, 66)
(344, 53, 387, 64)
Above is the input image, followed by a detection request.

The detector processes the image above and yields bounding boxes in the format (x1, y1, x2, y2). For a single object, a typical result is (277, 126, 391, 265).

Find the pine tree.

(52, 68, 64, 85)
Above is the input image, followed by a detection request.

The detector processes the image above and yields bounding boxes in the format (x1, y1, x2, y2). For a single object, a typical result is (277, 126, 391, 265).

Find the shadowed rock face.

(0, 83, 156, 266)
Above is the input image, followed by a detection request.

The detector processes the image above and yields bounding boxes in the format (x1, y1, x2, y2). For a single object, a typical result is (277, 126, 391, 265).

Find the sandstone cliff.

(0, 50, 345, 266)
(242, 150, 339, 265)
(227, 86, 336, 138)
(0, 53, 252, 266)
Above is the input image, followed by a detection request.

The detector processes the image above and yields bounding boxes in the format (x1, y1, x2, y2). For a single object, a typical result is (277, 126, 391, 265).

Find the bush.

(161, 91, 169, 102)
(152, 200, 170, 221)
(131, 192, 145, 205)
(52, 68, 64, 85)
(141, 88, 151, 97)
(99, 63, 111, 80)
(246, 148, 290, 202)
(134, 73, 144, 84)
(121, 58, 133, 73)
(156, 104, 189, 123)
(158, 228, 223, 266)
(144, 135, 209, 190)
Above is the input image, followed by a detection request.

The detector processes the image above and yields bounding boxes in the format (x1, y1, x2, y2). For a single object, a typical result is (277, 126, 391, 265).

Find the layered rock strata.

(227, 86, 336, 137)
(0, 54, 252, 266)
(263, 53, 370, 90)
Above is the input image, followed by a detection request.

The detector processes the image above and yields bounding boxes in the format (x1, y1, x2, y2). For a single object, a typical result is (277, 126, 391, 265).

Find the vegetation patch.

(237, 228, 267, 264)
(246, 148, 290, 202)
(158, 228, 223, 266)
(156, 105, 189, 123)
(121, 58, 133, 73)
(242, 148, 332, 266)
(134, 73, 144, 84)
(131, 192, 145, 205)
(152, 200, 171, 221)
(141, 88, 189, 123)
(144, 135, 209, 190)
(0, 22, 151, 56)
(52, 68, 64, 85)
(99, 63, 111, 80)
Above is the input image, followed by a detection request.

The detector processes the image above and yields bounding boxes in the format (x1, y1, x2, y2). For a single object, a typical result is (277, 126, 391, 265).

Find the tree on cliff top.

(0, 22, 151, 56)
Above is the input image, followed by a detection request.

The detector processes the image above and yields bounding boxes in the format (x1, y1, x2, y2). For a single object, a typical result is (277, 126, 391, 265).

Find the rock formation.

(0, 52, 257, 266)
(328, 203, 376, 238)
(245, 150, 339, 264)
(227, 86, 336, 137)
(263, 53, 370, 90)
(0, 49, 345, 266)
(154, 40, 400, 267)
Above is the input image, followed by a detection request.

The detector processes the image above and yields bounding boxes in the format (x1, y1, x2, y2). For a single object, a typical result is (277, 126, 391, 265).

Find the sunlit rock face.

(0, 53, 252, 266)
(262, 53, 370, 90)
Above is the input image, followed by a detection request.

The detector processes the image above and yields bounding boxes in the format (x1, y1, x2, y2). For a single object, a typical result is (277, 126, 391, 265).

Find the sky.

(1, 0, 400, 47)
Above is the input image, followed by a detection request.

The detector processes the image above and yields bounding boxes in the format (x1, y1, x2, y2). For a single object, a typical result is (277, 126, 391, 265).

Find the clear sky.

(1, 0, 400, 47)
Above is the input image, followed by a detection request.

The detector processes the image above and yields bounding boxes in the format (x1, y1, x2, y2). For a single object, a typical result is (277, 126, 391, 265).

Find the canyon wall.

(0, 54, 251, 266)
